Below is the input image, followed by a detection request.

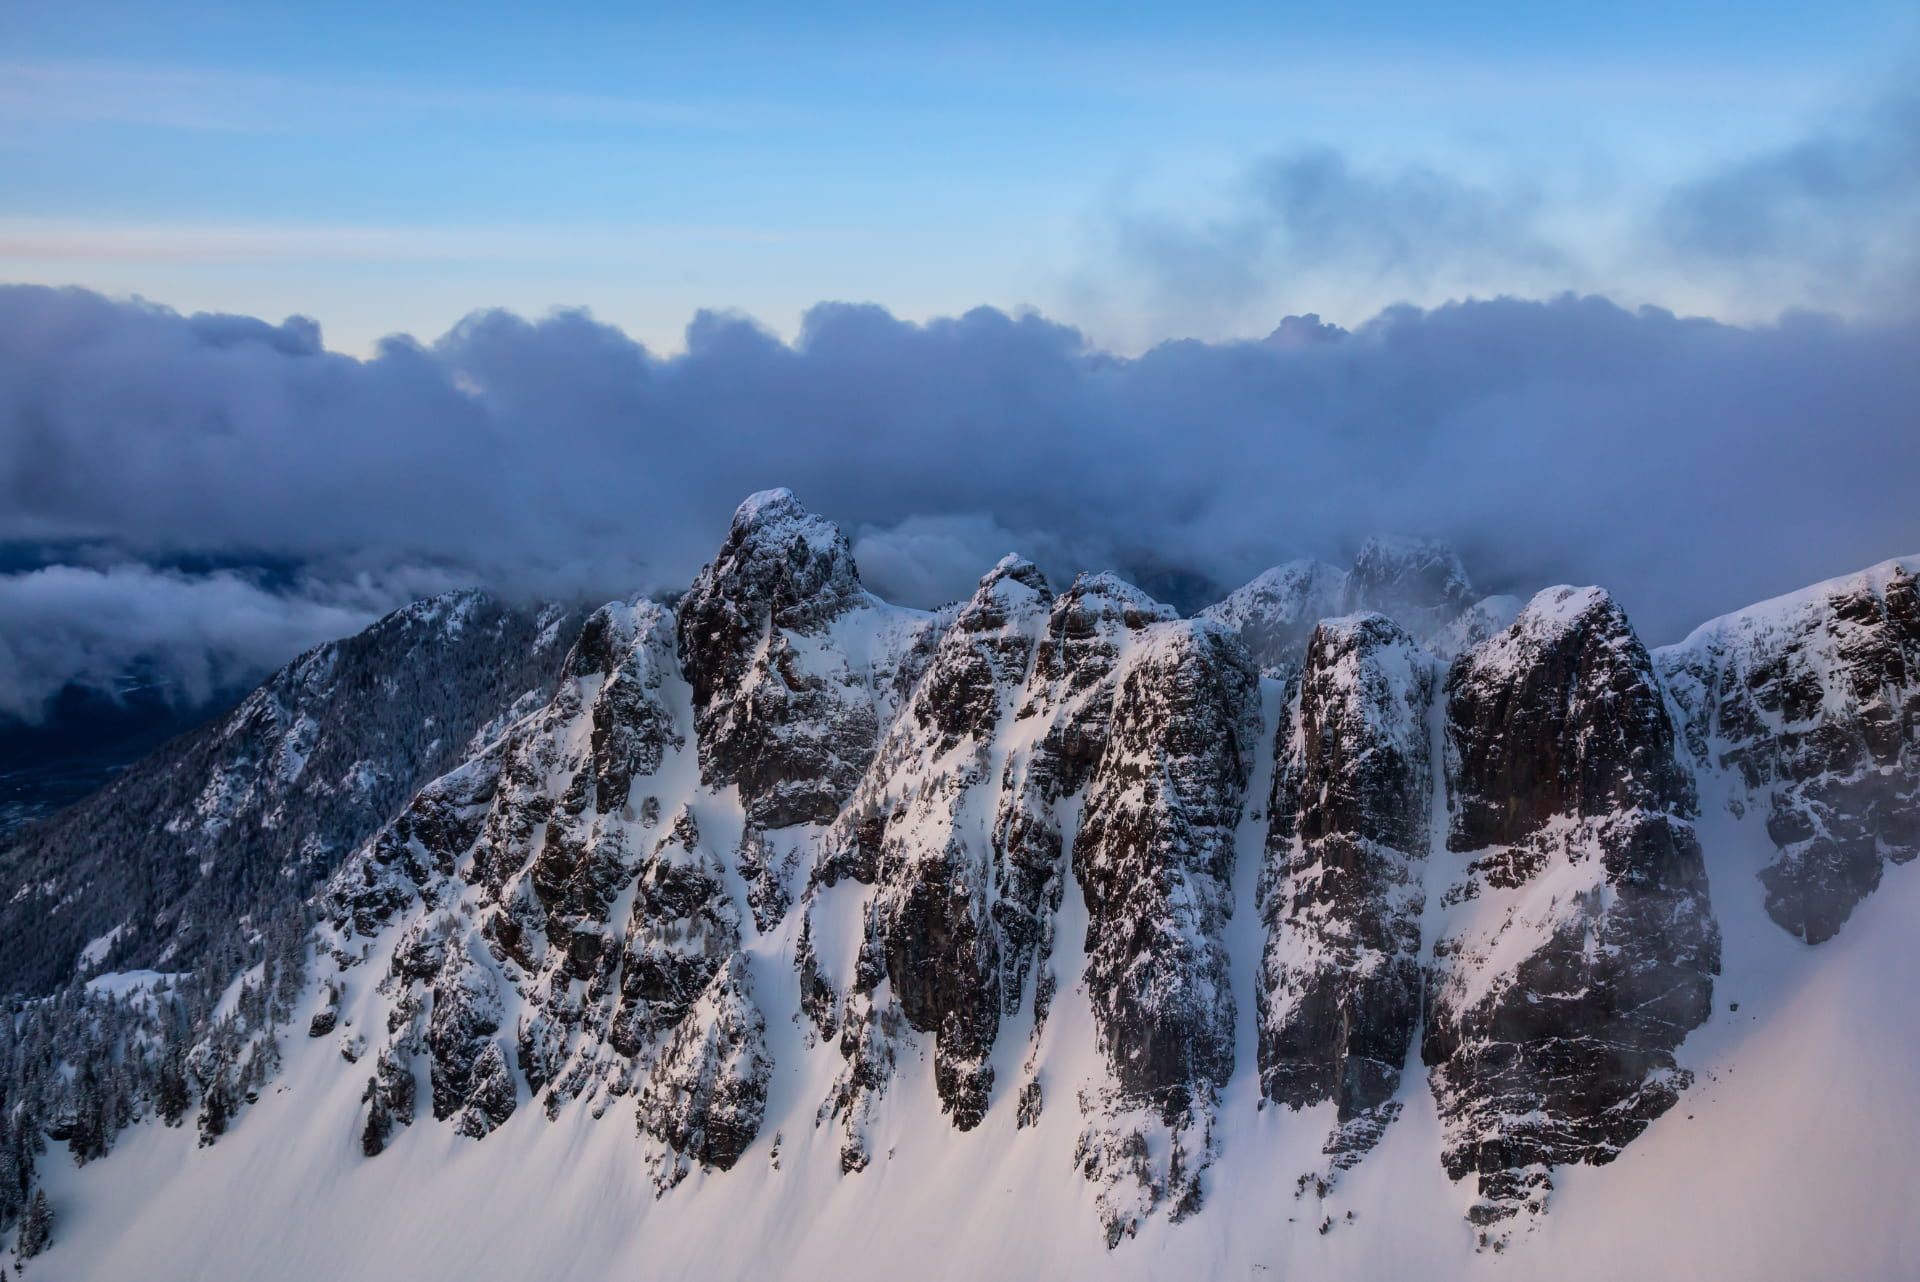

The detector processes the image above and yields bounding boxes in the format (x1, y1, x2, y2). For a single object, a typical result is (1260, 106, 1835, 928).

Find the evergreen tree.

(15, 1189, 49, 1260)
(66, 1062, 107, 1165)
(156, 1046, 191, 1128)
(197, 1070, 234, 1148)
(361, 1089, 392, 1158)
(0, 1112, 18, 1230)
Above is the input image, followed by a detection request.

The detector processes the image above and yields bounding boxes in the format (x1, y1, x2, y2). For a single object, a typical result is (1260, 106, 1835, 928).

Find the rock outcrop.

(994, 571, 1181, 1031)
(328, 596, 768, 1160)
(674, 488, 879, 833)
(1660, 559, 1920, 942)
(635, 954, 772, 1189)
(1072, 619, 1260, 1242)
(811, 555, 1054, 1158)
(1345, 535, 1476, 637)
(1424, 587, 1720, 1235)
(1202, 535, 1502, 673)
(1199, 560, 1347, 673)
(1259, 613, 1437, 1168)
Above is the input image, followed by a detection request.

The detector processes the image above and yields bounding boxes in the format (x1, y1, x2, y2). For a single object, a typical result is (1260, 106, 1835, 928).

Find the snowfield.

(30, 750, 1920, 1282)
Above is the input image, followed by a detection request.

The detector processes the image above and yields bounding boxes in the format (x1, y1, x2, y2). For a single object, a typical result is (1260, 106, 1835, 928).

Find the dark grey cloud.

(1, 281, 1917, 726)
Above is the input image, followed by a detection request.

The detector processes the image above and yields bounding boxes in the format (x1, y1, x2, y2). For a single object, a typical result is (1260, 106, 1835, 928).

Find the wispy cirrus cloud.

(0, 59, 751, 134)
(1081, 64, 1920, 339)
(1656, 88, 1920, 313)
(0, 218, 791, 265)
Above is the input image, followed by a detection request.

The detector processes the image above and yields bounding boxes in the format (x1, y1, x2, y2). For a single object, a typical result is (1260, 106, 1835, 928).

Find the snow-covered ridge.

(1204, 537, 1521, 671)
(7, 502, 1920, 1279)
(1656, 554, 1920, 942)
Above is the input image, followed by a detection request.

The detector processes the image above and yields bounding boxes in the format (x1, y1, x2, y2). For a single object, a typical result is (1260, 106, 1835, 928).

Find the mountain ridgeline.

(4, 489, 1918, 1257)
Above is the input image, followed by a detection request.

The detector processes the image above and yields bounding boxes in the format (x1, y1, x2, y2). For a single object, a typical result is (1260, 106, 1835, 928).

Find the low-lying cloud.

(0, 564, 384, 720)
(2, 279, 1917, 723)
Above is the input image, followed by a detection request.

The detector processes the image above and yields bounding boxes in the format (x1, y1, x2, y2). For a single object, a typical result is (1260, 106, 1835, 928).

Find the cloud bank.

(0, 564, 380, 720)
(1, 278, 1917, 722)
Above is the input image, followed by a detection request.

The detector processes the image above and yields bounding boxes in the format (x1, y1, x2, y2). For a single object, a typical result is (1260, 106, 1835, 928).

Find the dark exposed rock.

(1072, 619, 1259, 1240)
(794, 912, 836, 1039)
(611, 810, 741, 1058)
(1016, 1077, 1044, 1129)
(1660, 560, 1920, 943)
(1445, 589, 1698, 883)
(330, 747, 504, 937)
(992, 573, 1178, 1029)
(426, 940, 507, 1126)
(1424, 586, 1720, 1230)
(674, 489, 880, 831)
(527, 603, 681, 929)
(1259, 614, 1436, 1167)
(454, 1040, 518, 1139)
(308, 981, 343, 1038)
(827, 555, 1054, 1130)
(1076, 620, 1257, 1109)
(635, 954, 772, 1188)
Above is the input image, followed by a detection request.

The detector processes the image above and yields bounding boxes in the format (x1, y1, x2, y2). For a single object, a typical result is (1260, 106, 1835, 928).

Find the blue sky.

(2, 1, 1915, 352)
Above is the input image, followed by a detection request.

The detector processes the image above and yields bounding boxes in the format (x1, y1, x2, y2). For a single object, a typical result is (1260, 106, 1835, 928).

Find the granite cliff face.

(1258, 613, 1438, 1171)
(13, 491, 1920, 1265)
(1424, 587, 1720, 1232)
(1070, 618, 1259, 1242)
(810, 554, 1054, 1157)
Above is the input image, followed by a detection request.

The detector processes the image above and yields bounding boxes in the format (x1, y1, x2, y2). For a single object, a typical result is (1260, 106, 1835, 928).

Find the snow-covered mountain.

(4, 490, 1919, 1280)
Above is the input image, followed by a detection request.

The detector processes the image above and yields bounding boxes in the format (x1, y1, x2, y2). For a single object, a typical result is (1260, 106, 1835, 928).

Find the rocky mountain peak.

(1259, 610, 1438, 1174)
(1659, 556, 1920, 943)
(1198, 559, 1348, 673)
(1059, 571, 1177, 627)
(1447, 585, 1695, 862)
(1201, 535, 1496, 672)
(1345, 534, 1475, 632)
(1426, 582, 1718, 1235)
(674, 490, 886, 833)
(696, 487, 867, 637)
(959, 554, 1053, 628)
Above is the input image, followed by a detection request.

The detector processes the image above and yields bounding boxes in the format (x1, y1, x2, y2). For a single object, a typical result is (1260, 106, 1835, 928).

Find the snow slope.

(32, 795, 1920, 1282)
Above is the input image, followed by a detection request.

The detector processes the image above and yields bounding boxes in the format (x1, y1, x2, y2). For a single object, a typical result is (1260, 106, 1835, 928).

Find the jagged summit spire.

(729, 486, 804, 533)
(979, 553, 1051, 596)
(696, 489, 865, 628)
(1345, 533, 1474, 621)
(675, 490, 880, 832)
(1200, 535, 1490, 671)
